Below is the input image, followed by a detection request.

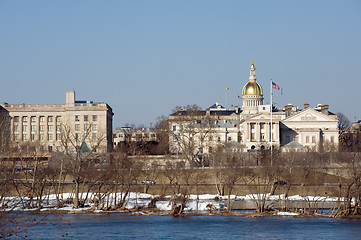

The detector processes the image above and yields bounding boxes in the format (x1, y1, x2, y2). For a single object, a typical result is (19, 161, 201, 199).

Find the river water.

(16, 213, 361, 239)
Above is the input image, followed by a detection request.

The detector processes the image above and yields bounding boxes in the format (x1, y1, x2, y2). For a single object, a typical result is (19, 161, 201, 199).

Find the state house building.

(0, 91, 113, 153)
(169, 61, 339, 153)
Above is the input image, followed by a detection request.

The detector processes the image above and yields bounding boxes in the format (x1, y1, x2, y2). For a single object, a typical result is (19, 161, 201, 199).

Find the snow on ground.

(276, 212, 300, 216)
(0, 193, 343, 213)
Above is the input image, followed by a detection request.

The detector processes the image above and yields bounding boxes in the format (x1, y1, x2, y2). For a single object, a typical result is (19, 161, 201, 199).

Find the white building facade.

(169, 61, 339, 154)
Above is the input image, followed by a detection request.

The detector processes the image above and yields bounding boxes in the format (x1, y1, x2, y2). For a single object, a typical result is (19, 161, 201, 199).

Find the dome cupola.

(241, 60, 264, 115)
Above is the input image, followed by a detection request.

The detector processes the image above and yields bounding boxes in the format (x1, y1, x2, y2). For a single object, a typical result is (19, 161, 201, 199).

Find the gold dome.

(242, 82, 263, 96)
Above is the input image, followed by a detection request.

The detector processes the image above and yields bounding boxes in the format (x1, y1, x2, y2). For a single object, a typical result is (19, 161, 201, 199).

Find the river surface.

(13, 213, 361, 239)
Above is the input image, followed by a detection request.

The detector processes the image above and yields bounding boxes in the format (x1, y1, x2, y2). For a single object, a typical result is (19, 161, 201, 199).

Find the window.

(31, 116, 36, 122)
(14, 134, 19, 141)
(209, 136, 213, 141)
(251, 132, 255, 141)
(56, 116, 61, 122)
(31, 125, 36, 132)
(40, 125, 44, 132)
(92, 124, 97, 131)
(84, 124, 89, 131)
(56, 146, 61, 152)
(56, 133, 61, 141)
(92, 133, 97, 140)
(228, 136, 232, 142)
(48, 134, 53, 141)
(218, 137, 221, 142)
(92, 115, 97, 121)
(14, 116, 19, 122)
(306, 136, 309, 143)
(331, 136, 334, 144)
(250, 123, 255, 141)
(261, 133, 265, 140)
(14, 125, 19, 132)
(22, 116, 28, 122)
(75, 124, 80, 131)
(56, 125, 61, 132)
(173, 125, 176, 131)
(23, 125, 28, 132)
(75, 115, 80, 121)
(48, 146, 53, 152)
(40, 134, 45, 141)
(84, 115, 89, 121)
(23, 134, 28, 141)
(312, 136, 316, 143)
(75, 133, 79, 140)
(48, 116, 53, 122)
(48, 125, 53, 132)
(119, 133, 123, 138)
(40, 116, 45, 122)
(151, 133, 155, 138)
(31, 134, 36, 141)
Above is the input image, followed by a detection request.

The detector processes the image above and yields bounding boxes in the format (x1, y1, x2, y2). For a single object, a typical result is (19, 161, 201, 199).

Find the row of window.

(14, 124, 60, 132)
(14, 124, 97, 133)
(14, 116, 61, 123)
(285, 135, 335, 144)
(75, 124, 97, 131)
(14, 132, 98, 141)
(75, 115, 97, 122)
(13, 115, 98, 123)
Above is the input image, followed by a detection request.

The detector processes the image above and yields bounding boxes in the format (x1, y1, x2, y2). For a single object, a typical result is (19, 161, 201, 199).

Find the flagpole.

(225, 91, 227, 109)
(270, 79, 273, 155)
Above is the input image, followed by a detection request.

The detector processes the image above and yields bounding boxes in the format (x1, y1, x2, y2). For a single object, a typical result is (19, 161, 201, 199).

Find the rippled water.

(15, 213, 361, 239)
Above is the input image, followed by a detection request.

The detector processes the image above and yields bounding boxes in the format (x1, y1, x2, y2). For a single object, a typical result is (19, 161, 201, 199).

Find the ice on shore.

(277, 211, 300, 216)
(0, 192, 343, 213)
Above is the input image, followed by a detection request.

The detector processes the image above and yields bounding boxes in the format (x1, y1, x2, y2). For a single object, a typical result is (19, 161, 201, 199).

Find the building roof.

(284, 141, 304, 147)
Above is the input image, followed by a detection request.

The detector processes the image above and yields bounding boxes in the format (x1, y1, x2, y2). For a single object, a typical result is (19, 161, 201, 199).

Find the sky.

(1, 0, 360, 127)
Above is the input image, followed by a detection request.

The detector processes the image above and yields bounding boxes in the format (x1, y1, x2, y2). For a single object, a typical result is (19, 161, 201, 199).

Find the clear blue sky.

(1, 0, 360, 127)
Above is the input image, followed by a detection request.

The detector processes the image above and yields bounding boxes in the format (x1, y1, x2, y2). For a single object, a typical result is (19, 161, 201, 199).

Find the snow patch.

(277, 211, 300, 216)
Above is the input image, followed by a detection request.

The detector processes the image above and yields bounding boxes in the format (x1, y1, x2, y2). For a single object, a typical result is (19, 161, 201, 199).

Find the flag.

(281, 88, 283, 95)
(226, 87, 230, 91)
(238, 95, 242, 99)
(272, 81, 280, 90)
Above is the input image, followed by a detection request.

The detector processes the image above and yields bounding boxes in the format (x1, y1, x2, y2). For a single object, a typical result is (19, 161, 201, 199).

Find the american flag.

(272, 81, 280, 90)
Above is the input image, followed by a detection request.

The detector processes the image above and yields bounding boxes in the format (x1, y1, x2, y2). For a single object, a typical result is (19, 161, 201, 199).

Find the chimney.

(304, 103, 309, 109)
(321, 105, 329, 115)
(206, 108, 210, 116)
(285, 104, 292, 117)
(66, 91, 75, 105)
(234, 106, 239, 114)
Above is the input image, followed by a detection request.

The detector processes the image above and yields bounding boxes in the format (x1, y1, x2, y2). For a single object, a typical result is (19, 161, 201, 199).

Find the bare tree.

(337, 112, 351, 134)
(0, 107, 11, 154)
(239, 150, 284, 213)
(332, 151, 361, 217)
(169, 105, 216, 167)
(60, 123, 106, 208)
(109, 152, 143, 210)
(151, 115, 169, 155)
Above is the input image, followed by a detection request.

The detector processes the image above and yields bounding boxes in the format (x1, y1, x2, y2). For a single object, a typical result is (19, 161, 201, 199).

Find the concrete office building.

(0, 91, 113, 153)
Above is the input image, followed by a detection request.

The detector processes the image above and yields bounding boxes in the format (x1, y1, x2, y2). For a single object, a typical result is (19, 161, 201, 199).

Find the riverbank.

(3, 192, 354, 218)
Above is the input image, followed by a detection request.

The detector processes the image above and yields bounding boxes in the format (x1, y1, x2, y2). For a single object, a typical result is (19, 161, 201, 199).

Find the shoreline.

(19, 207, 361, 219)
(4, 192, 359, 219)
